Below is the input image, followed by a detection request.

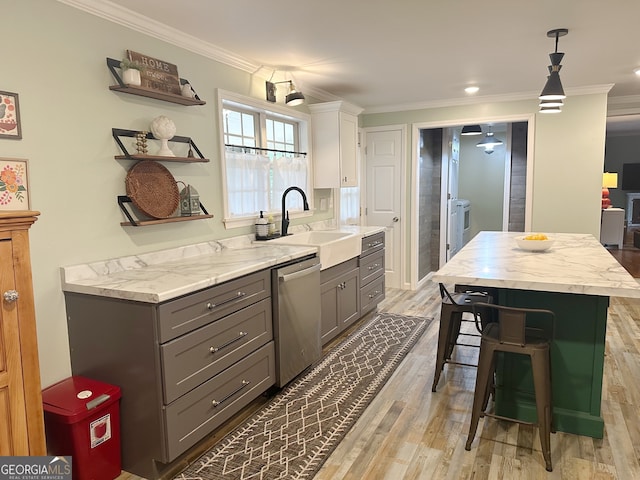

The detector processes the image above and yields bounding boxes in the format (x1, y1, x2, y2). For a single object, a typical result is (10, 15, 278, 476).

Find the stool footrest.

(452, 341, 480, 348)
(444, 360, 478, 368)
(482, 411, 536, 427)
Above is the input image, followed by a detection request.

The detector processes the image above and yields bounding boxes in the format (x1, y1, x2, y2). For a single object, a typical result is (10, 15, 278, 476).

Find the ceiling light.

(461, 125, 482, 135)
(634, 68, 640, 77)
(476, 131, 503, 149)
(464, 86, 479, 94)
(539, 28, 568, 104)
(265, 80, 305, 106)
(539, 106, 562, 114)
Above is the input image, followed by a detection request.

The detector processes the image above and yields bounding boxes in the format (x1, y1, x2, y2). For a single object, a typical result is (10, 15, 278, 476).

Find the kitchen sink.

(268, 230, 362, 269)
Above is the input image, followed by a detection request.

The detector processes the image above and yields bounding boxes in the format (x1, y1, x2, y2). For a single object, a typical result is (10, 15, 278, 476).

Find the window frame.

(217, 89, 313, 229)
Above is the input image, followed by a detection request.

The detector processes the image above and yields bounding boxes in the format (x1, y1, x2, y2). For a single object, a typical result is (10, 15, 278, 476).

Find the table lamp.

(602, 172, 618, 209)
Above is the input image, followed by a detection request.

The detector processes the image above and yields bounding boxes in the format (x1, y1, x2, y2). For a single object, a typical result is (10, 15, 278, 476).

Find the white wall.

(531, 94, 608, 233)
(4, 1, 331, 387)
(458, 135, 505, 238)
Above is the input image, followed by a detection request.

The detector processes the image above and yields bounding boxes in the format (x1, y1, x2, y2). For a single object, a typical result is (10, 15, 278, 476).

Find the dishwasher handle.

(279, 262, 321, 282)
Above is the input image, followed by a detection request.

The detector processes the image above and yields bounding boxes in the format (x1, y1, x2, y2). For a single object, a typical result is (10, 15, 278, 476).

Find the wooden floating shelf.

(106, 57, 206, 106)
(115, 155, 209, 163)
(118, 195, 212, 227)
(112, 128, 208, 161)
(120, 214, 213, 227)
(108, 84, 206, 106)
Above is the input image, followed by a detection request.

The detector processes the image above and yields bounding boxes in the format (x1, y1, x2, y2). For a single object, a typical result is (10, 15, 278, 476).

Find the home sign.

(127, 50, 181, 95)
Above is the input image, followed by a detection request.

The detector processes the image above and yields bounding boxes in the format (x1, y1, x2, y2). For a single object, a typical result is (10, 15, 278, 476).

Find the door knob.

(3, 290, 19, 302)
(392, 217, 399, 222)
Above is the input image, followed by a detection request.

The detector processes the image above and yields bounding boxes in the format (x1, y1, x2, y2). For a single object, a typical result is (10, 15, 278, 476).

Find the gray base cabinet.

(320, 258, 360, 344)
(320, 232, 386, 346)
(64, 269, 275, 480)
(359, 232, 385, 315)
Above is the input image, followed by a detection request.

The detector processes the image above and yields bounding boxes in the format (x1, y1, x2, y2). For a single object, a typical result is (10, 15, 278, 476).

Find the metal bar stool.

(465, 302, 555, 472)
(431, 283, 494, 392)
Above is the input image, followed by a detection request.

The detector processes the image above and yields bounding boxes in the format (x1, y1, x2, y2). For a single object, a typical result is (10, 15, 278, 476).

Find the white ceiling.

(69, 0, 640, 125)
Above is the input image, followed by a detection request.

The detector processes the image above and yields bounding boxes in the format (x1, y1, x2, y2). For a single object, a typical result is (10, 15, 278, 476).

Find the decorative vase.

(122, 68, 141, 86)
(181, 83, 195, 99)
(150, 115, 176, 157)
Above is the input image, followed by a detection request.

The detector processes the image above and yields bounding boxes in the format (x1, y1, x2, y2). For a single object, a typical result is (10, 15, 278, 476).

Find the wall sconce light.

(602, 172, 618, 209)
(539, 28, 569, 111)
(265, 80, 305, 106)
(461, 124, 482, 136)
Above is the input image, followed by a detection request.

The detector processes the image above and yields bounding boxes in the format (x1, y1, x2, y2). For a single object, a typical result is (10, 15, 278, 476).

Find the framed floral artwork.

(0, 91, 21, 139)
(0, 158, 30, 210)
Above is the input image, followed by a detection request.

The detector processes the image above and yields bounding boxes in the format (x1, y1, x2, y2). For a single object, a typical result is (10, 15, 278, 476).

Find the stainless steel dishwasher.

(272, 255, 322, 387)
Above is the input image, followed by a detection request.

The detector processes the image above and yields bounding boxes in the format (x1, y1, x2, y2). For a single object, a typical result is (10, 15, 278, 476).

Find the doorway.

(414, 120, 529, 284)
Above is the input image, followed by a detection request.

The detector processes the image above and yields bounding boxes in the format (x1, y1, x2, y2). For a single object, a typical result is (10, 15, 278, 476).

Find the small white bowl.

(515, 236, 554, 252)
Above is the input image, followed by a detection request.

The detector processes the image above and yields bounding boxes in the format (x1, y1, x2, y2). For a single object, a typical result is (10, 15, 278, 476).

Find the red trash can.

(42, 376, 122, 480)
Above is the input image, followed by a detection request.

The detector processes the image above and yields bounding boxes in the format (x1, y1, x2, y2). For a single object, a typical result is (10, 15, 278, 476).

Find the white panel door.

(446, 129, 460, 261)
(365, 128, 403, 289)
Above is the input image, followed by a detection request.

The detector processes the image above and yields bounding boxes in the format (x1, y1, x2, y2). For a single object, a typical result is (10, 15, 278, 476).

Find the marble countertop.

(432, 231, 640, 299)
(61, 226, 385, 304)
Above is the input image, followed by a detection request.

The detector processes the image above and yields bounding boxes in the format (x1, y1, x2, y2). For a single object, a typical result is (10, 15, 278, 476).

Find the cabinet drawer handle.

(209, 331, 248, 353)
(367, 263, 380, 271)
(368, 290, 380, 299)
(3, 290, 19, 302)
(211, 380, 250, 408)
(367, 241, 382, 248)
(207, 291, 246, 310)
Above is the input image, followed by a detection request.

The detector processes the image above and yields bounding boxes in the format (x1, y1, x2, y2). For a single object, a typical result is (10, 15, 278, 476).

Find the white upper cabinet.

(309, 101, 363, 188)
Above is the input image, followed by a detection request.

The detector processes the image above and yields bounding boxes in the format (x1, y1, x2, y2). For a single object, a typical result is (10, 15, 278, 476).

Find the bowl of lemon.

(515, 233, 554, 251)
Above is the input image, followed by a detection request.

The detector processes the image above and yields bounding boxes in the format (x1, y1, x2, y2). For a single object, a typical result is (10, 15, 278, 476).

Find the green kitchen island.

(432, 231, 640, 438)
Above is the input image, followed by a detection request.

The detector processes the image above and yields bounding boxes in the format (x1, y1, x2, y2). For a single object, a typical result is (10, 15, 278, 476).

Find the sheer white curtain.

(340, 186, 360, 225)
(225, 151, 270, 216)
(271, 155, 308, 210)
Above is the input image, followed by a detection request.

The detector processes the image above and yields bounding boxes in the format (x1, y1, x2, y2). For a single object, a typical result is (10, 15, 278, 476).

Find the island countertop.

(432, 231, 640, 299)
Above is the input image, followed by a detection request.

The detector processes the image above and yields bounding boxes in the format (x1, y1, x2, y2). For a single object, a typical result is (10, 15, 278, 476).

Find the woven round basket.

(125, 161, 179, 219)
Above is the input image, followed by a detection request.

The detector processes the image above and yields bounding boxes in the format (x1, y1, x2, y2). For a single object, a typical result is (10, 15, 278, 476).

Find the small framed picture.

(0, 158, 30, 210)
(0, 91, 21, 139)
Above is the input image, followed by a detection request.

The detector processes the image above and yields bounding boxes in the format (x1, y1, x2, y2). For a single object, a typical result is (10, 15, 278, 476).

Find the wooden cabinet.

(65, 269, 275, 480)
(359, 232, 386, 315)
(320, 258, 360, 345)
(309, 101, 363, 188)
(0, 211, 46, 456)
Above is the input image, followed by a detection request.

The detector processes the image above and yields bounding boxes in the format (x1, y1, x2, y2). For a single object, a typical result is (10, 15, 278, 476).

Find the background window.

(222, 101, 310, 223)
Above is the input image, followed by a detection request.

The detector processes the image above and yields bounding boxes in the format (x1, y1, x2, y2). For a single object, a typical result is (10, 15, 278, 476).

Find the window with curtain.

(220, 94, 311, 226)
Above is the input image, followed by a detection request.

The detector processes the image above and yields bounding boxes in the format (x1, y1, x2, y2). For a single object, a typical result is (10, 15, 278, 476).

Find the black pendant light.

(461, 125, 482, 136)
(539, 28, 569, 108)
(476, 131, 503, 149)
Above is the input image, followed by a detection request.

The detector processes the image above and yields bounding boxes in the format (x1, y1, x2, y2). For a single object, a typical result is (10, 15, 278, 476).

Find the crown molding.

(54, 1, 621, 115)
(363, 84, 615, 115)
(607, 95, 640, 116)
(57, 0, 267, 74)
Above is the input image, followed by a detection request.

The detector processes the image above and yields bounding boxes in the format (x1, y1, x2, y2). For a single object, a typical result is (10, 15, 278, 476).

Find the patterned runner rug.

(173, 312, 431, 480)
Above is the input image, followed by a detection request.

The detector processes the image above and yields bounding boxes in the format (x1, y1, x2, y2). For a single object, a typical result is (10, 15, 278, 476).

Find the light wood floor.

(314, 282, 640, 480)
(118, 276, 640, 480)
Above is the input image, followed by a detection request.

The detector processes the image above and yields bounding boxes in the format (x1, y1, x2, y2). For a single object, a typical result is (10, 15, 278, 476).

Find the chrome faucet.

(281, 186, 310, 236)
